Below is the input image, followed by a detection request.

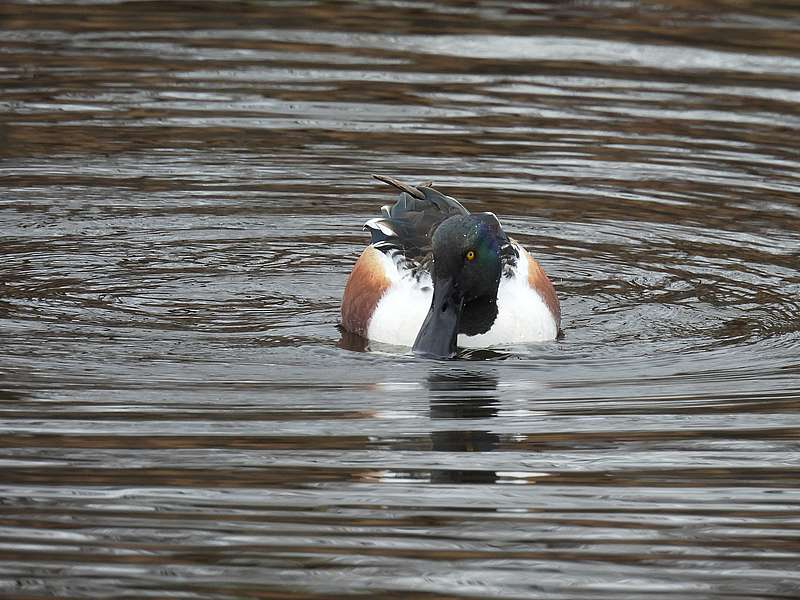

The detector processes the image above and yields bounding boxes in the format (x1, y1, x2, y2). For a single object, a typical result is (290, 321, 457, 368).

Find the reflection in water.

(337, 326, 370, 352)
(428, 369, 500, 484)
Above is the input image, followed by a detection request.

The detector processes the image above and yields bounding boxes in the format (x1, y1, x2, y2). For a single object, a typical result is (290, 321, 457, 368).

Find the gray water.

(2, 1, 800, 598)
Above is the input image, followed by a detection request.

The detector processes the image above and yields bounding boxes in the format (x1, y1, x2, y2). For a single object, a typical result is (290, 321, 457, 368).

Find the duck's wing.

(365, 175, 469, 268)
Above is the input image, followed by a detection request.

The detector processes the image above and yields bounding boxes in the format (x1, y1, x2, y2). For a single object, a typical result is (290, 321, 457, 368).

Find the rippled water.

(2, 1, 800, 598)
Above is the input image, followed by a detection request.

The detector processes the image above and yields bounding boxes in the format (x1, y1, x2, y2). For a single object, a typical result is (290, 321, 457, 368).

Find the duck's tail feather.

(368, 175, 470, 260)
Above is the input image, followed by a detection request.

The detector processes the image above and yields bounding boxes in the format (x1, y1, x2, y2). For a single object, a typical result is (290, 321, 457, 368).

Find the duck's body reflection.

(427, 369, 500, 484)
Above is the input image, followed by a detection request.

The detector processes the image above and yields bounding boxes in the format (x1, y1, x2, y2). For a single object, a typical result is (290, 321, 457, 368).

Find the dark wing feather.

(366, 175, 469, 264)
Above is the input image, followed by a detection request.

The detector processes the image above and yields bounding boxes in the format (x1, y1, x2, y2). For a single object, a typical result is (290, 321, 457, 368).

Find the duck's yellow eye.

(466, 250, 476, 261)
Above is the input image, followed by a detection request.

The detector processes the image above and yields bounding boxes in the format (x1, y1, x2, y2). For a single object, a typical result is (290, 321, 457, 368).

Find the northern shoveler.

(341, 175, 561, 357)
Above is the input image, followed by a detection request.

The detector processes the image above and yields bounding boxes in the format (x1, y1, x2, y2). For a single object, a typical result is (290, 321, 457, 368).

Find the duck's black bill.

(412, 279, 462, 359)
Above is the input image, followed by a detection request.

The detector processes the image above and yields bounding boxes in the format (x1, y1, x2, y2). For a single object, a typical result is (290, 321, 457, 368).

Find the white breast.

(459, 247, 559, 347)
(366, 250, 431, 347)
(366, 245, 558, 348)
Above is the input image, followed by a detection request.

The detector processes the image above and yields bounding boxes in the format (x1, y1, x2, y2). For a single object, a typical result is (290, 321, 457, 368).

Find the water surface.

(1, 1, 800, 598)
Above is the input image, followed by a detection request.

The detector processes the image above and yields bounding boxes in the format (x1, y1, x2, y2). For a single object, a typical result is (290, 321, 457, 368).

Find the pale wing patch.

(364, 217, 397, 238)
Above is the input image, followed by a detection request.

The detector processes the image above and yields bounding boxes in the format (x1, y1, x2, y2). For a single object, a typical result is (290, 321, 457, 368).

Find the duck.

(341, 175, 560, 357)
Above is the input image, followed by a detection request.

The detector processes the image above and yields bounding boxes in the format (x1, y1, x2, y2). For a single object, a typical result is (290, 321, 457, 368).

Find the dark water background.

(2, 1, 800, 598)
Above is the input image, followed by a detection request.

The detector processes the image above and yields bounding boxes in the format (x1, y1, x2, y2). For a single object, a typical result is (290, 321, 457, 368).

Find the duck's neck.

(458, 295, 498, 336)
